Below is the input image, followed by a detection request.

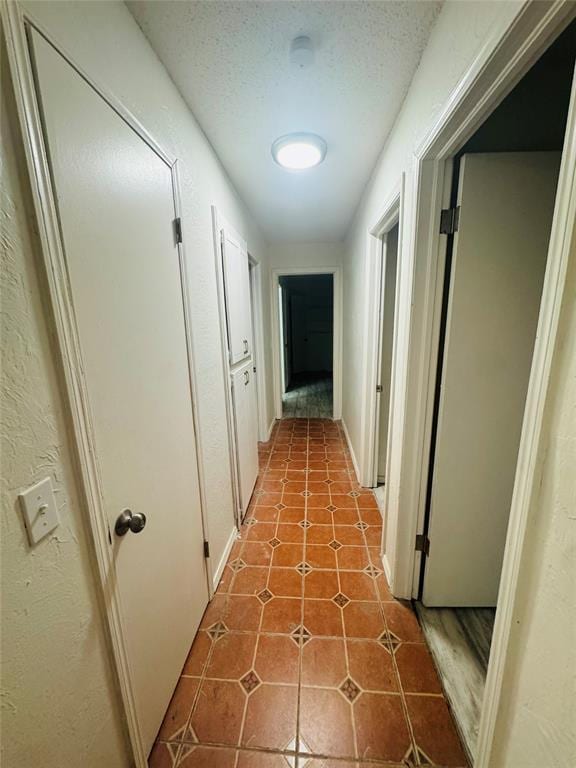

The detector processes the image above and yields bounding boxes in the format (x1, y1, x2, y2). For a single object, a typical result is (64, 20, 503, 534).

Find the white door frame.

(271, 266, 343, 421)
(383, 2, 576, 766)
(211, 207, 246, 530)
(248, 255, 269, 442)
(359, 177, 405, 488)
(2, 4, 212, 766)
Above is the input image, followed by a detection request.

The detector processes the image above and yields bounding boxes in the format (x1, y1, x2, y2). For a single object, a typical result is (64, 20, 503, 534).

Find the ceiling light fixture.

(271, 133, 327, 170)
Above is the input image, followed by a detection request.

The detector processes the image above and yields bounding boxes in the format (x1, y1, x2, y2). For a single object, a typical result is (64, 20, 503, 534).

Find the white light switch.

(19, 477, 59, 546)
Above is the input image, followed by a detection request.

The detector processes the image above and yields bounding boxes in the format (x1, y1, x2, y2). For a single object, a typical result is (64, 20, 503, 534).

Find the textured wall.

(21, 0, 273, 585)
(2, 1, 273, 765)
(341, 0, 575, 763)
(0, 38, 130, 767)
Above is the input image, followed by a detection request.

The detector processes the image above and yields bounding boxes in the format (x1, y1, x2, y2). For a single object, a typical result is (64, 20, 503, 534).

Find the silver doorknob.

(115, 508, 147, 537)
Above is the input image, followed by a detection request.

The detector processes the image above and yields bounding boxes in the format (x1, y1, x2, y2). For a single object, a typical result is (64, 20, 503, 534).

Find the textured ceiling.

(128, 1, 442, 241)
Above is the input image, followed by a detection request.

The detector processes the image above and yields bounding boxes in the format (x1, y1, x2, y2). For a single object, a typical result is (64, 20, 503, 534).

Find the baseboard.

(382, 552, 393, 589)
(341, 418, 362, 484)
(211, 526, 238, 593)
(266, 418, 276, 442)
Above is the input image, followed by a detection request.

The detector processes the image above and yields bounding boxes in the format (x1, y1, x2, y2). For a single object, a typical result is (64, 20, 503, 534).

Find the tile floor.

(282, 375, 333, 419)
(150, 419, 468, 768)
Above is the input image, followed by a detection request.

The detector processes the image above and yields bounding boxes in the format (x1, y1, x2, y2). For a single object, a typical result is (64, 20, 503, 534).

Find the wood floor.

(282, 374, 332, 419)
(415, 603, 495, 763)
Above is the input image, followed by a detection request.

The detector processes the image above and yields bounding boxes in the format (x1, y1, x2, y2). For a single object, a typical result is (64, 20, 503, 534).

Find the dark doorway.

(279, 274, 333, 418)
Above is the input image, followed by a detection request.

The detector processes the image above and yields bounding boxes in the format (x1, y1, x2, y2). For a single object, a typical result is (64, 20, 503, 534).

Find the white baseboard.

(211, 526, 238, 593)
(341, 418, 362, 484)
(382, 552, 393, 589)
(266, 418, 276, 442)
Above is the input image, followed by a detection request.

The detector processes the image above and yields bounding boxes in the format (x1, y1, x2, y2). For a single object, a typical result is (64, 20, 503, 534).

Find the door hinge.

(415, 534, 430, 556)
(439, 206, 460, 235)
(203, 540, 210, 558)
(376, 384, 383, 393)
(174, 217, 183, 244)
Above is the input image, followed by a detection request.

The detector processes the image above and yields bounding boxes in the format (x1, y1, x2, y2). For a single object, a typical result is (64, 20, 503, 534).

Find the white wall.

(341, 0, 522, 469)
(490, 227, 576, 768)
(2, 1, 273, 765)
(269, 242, 344, 269)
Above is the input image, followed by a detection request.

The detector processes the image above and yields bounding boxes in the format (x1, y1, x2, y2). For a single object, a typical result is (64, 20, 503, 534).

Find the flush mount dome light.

(272, 133, 327, 170)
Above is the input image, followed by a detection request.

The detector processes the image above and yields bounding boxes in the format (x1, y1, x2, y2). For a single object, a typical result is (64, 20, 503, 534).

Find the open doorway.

(278, 274, 334, 418)
(415, 19, 576, 763)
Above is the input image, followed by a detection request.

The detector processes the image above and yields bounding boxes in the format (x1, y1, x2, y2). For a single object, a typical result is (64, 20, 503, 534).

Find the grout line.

(164, 418, 465, 768)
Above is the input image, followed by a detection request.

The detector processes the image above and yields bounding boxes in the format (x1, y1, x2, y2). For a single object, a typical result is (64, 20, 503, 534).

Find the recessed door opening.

(279, 274, 334, 419)
(415, 19, 576, 763)
(373, 222, 399, 512)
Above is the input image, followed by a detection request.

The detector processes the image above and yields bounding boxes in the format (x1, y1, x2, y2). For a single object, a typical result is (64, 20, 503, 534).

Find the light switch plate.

(19, 477, 59, 546)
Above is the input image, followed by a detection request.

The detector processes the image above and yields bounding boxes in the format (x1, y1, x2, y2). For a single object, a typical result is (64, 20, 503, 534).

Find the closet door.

(221, 229, 253, 364)
(29, 30, 208, 754)
(231, 361, 259, 515)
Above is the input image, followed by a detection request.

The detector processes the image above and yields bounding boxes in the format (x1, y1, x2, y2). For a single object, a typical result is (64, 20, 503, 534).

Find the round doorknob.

(115, 509, 147, 537)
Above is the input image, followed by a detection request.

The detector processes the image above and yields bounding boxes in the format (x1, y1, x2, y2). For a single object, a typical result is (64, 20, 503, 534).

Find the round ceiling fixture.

(271, 133, 327, 170)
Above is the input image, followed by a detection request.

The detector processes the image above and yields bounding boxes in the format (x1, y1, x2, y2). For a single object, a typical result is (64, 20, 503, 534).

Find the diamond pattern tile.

(291, 625, 312, 646)
(152, 418, 467, 767)
(206, 621, 227, 641)
(340, 677, 361, 702)
(240, 670, 261, 694)
(363, 563, 381, 578)
(332, 592, 350, 608)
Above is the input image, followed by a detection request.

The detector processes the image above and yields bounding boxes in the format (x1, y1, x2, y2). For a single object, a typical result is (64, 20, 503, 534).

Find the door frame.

(3, 5, 212, 765)
(359, 177, 405, 489)
(383, 2, 576, 766)
(211, 207, 245, 531)
(271, 266, 342, 421)
(248, 254, 269, 442)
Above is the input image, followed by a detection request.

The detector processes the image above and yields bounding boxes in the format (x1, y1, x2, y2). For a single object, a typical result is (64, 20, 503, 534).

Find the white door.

(231, 361, 259, 515)
(423, 152, 560, 606)
(31, 32, 208, 753)
(222, 228, 252, 365)
(375, 225, 399, 483)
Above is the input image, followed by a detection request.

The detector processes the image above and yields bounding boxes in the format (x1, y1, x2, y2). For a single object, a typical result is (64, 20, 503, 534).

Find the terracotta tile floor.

(150, 419, 468, 768)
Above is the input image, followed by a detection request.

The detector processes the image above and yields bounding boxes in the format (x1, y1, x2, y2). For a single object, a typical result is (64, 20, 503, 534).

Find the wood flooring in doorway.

(149, 419, 468, 768)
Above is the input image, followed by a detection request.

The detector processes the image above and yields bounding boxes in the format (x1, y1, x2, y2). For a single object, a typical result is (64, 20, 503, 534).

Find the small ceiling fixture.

(290, 35, 314, 69)
(271, 133, 327, 170)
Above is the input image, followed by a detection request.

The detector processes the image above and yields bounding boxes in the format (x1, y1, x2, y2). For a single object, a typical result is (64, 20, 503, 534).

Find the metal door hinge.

(439, 206, 460, 235)
(376, 384, 383, 393)
(174, 217, 183, 244)
(415, 534, 430, 556)
(203, 540, 210, 558)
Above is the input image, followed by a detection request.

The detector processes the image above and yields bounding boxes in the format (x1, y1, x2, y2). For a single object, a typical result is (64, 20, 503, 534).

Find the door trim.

(211, 206, 251, 531)
(3, 5, 211, 764)
(271, 266, 343, 421)
(359, 177, 404, 489)
(248, 255, 269, 442)
(382, 1, 576, 766)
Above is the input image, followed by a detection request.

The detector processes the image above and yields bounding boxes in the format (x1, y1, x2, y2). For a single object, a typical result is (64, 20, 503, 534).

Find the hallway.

(282, 375, 333, 419)
(150, 419, 467, 768)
